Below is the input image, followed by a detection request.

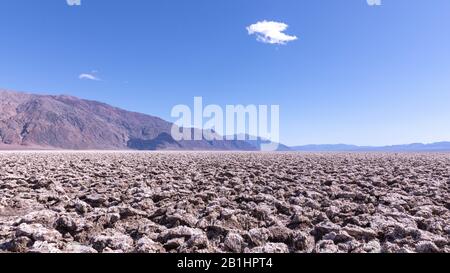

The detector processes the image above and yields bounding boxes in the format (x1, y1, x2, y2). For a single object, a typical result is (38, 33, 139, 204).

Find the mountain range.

(291, 142, 450, 152)
(0, 89, 258, 150)
(1, 89, 449, 152)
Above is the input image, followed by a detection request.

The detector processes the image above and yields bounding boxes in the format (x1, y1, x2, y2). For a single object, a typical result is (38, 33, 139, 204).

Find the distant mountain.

(291, 142, 450, 152)
(230, 134, 292, 151)
(3, 89, 448, 152)
(0, 89, 259, 150)
(291, 144, 361, 152)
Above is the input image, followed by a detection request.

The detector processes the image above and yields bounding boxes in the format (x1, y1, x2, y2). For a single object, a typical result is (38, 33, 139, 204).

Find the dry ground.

(0, 152, 449, 253)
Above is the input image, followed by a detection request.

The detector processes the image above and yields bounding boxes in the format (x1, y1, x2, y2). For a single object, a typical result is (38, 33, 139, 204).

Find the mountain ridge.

(0, 89, 258, 151)
(2, 89, 449, 152)
(292, 142, 450, 152)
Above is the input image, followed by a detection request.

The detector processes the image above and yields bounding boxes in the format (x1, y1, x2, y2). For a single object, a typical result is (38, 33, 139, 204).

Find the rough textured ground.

(0, 152, 449, 253)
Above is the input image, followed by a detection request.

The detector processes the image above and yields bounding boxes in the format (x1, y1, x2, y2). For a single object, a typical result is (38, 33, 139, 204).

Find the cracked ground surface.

(0, 152, 449, 253)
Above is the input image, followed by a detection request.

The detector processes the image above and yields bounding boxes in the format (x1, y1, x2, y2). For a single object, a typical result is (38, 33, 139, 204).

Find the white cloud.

(247, 20, 298, 45)
(79, 73, 100, 81)
(66, 0, 81, 6)
(367, 0, 381, 6)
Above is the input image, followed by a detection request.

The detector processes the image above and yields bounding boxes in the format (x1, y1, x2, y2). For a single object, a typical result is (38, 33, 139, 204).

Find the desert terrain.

(0, 152, 449, 253)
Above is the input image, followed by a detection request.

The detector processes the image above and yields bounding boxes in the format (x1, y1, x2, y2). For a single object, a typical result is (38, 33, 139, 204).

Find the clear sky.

(1, 0, 450, 146)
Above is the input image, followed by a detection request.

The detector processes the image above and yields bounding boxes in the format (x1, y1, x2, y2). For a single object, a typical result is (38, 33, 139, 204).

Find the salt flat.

(0, 152, 449, 253)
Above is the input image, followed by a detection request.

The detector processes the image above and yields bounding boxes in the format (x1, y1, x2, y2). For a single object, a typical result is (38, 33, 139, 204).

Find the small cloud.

(247, 20, 298, 45)
(367, 0, 381, 6)
(66, 0, 81, 6)
(79, 72, 100, 81)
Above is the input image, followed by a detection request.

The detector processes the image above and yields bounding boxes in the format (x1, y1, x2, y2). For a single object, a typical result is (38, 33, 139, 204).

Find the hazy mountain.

(0, 89, 258, 150)
(230, 134, 292, 151)
(3, 89, 448, 152)
(292, 142, 450, 152)
(291, 144, 361, 152)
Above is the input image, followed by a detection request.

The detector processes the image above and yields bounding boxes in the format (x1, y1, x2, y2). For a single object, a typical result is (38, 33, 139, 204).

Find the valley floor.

(0, 152, 449, 253)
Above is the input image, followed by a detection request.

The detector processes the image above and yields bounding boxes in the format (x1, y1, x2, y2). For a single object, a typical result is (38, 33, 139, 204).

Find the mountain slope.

(292, 142, 450, 152)
(0, 90, 256, 150)
(230, 134, 292, 151)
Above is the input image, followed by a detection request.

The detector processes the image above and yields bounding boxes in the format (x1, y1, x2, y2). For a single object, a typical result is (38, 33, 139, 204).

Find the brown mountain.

(0, 89, 257, 150)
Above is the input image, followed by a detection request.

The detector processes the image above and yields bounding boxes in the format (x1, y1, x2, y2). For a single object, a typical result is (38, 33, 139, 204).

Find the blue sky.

(1, 0, 450, 146)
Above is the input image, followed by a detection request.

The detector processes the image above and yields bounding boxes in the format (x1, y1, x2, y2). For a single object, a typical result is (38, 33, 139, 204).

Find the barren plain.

(0, 152, 449, 253)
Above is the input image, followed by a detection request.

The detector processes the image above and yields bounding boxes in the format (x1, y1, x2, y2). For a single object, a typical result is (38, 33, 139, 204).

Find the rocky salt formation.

(0, 152, 449, 253)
